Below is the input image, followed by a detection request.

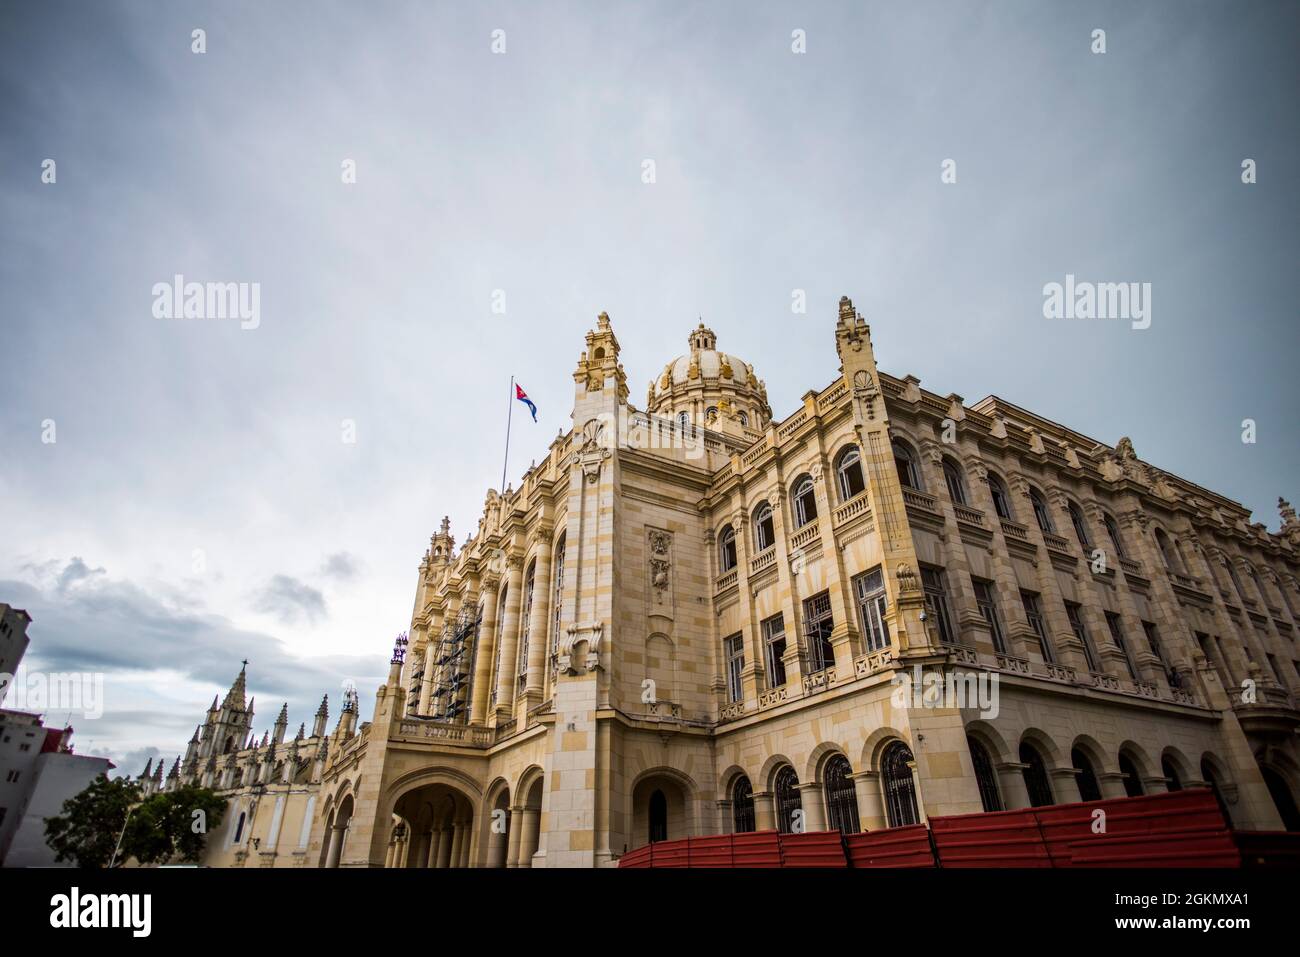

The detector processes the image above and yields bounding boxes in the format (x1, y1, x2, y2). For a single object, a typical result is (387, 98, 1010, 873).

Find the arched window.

(718, 526, 737, 572)
(942, 458, 967, 505)
(1260, 767, 1300, 832)
(223, 736, 234, 754)
(516, 560, 537, 683)
(1072, 748, 1102, 802)
(1200, 758, 1232, 826)
(732, 776, 756, 833)
(234, 811, 247, 844)
(1154, 528, 1181, 573)
(1103, 513, 1127, 560)
(676, 411, 691, 433)
(1067, 501, 1092, 549)
(753, 503, 775, 552)
(774, 766, 802, 834)
(881, 742, 919, 827)
(551, 533, 566, 666)
(1118, 753, 1144, 797)
(892, 440, 920, 490)
(988, 472, 1014, 521)
(1029, 489, 1054, 534)
(824, 755, 860, 834)
(738, 411, 750, 427)
(1019, 742, 1054, 807)
(792, 475, 817, 527)
(706, 405, 719, 424)
(835, 446, 866, 501)
(968, 737, 1003, 812)
(1161, 756, 1183, 792)
(648, 789, 668, 843)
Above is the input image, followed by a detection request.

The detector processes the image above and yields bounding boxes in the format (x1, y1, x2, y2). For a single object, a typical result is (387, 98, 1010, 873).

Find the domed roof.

(646, 321, 771, 428)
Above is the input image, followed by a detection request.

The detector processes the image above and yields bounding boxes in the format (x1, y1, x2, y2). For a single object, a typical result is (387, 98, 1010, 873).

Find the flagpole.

(500, 374, 514, 495)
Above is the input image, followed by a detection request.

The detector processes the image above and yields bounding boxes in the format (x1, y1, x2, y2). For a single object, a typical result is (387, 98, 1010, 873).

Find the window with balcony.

(792, 475, 818, 527)
(718, 525, 737, 573)
(893, 439, 921, 490)
(921, 566, 957, 645)
(1065, 602, 1100, 672)
(942, 458, 967, 505)
(853, 568, 890, 651)
(762, 614, 787, 687)
(835, 445, 866, 501)
(1067, 501, 1092, 550)
(988, 472, 1014, 521)
(1029, 488, 1054, 534)
(973, 579, 1007, 654)
(753, 503, 775, 552)
(1103, 513, 1127, 560)
(803, 591, 835, 672)
(724, 633, 744, 703)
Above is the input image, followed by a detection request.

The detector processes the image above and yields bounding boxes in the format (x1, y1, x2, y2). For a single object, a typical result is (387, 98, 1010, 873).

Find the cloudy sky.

(1, 1, 1297, 774)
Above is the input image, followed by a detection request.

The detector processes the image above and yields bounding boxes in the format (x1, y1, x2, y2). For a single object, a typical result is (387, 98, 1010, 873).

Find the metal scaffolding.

(423, 607, 480, 724)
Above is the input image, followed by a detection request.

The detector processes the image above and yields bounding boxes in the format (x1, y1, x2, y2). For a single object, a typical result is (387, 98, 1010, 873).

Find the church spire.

(222, 660, 249, 711)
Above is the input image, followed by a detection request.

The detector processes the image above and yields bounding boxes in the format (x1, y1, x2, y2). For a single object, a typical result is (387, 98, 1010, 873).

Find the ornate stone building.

(309, 299, 1300, 869)
(150, 664, 336, 867)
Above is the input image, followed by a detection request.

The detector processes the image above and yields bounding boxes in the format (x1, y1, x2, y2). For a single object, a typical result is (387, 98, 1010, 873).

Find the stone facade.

(308, 298, 1300, 868)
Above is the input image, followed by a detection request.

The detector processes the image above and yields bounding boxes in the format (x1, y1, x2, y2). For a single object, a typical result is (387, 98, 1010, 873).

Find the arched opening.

(223, 736, 234, 755)
(718, 525, 737, 572)
(1067, 501, 1092, 550)
(631, 773, 688, 849)
(1200, 757, 1233, 827)
(324, 794, 355, 868)
(881, 741, 919, 827)
(1118, 752, 1144, 797)
(1071, 748, 1102, 802)
(987, 472, 1014, 521)
(648, 790, 668, 843)
(792, 475, 817, 527)
(941, 457, 967, 506)
(392, 781, 477, 868)
(835, 446, 866, 501)
(823, 755, 859, 834)
(1029, 488, 1054, 534)
(1161, 755, 1183, 792)
(731, 776, 755, 833)
(1103, 513, 1127, 559)
(968, 736, 1002, 812)
(1261, 767, 1300, 831)
(1019, 742, 1054, 807)
(753, 503, 775, 552)
(773, 765, 802, 833)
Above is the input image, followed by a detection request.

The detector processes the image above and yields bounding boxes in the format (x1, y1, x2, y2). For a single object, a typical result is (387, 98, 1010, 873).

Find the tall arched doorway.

(1261, 767, 1300, 831)
(881, 742, 919, 827)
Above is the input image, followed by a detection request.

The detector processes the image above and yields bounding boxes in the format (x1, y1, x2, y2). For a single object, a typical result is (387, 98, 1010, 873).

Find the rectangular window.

(802, 591, 836, 672)
(921, 566, 958, 645)
(1021, 590, 1055, 663)
(1104, 612, 1138, 678)
(724, 633, 745, 703)
(1065, 602, 1100, 673)
(5, 770, 19, 783)
(972, 579, 1007, 654)
(853, 568, 891, 651)
(761, 614, 788, 687)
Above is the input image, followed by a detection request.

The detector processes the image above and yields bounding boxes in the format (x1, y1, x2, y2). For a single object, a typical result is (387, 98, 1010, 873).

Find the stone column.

(436, 826, 454, 868)
(796, 784, 826, 831)
(325, 825, 344, 868)
(518, 807, 541, 867)
(524, 535, 554, 708)
(716, 800, 734, 835)
(1049, 766, 1084, 803)
(470, 578, 501, 724)
(487, 812, 508, 867)
(850, 771, 886, 830)
(427, 828, 444, 868)
(505, 805, 524, 867)
(1097, 771, 1129, 800)
(753, 792, 776, 831)
(493, 556, 525, 720)
(996, 763, 1032, 810)
(457, 820, 473, 868)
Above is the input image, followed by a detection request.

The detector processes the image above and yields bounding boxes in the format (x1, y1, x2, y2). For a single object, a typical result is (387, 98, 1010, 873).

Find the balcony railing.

(902, 488, 941, 515)
(714, 567, 738, 592)
(790, 521, 820, 550)
(833, 494, 870, 526)
(1042, 531, 1072, 553)
(953, 503, 986, 527)
(999, 518, 1031, 542)
(750, 547, 777, 575)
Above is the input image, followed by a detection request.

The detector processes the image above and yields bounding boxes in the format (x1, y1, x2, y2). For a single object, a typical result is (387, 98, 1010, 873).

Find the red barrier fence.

(617, 789, 1298, 868)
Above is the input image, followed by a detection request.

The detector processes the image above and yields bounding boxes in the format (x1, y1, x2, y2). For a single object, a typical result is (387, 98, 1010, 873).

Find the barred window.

(1019, 742, 1054, 808)
(921, 566, 957, 645)
(774, 766, 802, 834)
(968, 737, 1003, 812)
(732, 776, 756, 833)
(972, 579, 1006, 654)
(762, 614, 787, 687)
(824, 755, 860, 834)
(881, 742, 919, 827)
(802, 591, 835, 673)
(724, 633, 745, 703)
(853, 568, 890, 651)
(1065, 601, 1099, 673)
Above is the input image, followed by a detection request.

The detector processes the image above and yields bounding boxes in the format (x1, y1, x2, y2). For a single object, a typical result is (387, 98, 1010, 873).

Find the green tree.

(126, 785, 227, 865)
(44, 774, 139, 868)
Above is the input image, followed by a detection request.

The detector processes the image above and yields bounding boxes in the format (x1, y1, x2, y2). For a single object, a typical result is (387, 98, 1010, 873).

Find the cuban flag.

(515, 383, 538, 421)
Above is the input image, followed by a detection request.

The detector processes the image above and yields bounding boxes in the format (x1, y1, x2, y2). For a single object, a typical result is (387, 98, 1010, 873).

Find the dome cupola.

(645, 321, 771, 435)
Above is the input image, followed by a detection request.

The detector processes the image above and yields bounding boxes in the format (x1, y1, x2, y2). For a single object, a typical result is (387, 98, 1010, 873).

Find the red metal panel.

(1233, 830, 1300, 868)
(844, 825, 937, 868)
(929, 808, 1052, 868)
(1068, 828, 1240, 868)
(617, 845, 653, 868)
(731, 830, 783, 868)
(649, 838, 691, 868)
(687, 834, 735, 868)
(1035, 788, 1227, 865)
(777, 830, 849, 868)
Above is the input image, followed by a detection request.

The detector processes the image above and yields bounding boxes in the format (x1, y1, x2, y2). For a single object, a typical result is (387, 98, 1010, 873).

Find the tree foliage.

(44, 777, 227, 867)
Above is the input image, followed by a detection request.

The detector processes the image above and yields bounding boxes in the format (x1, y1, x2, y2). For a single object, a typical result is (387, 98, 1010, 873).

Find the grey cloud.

(252, 574, 328, 625)
(320, 551, 361, 582)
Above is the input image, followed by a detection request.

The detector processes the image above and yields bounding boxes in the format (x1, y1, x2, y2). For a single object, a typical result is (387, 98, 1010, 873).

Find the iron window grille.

(774, 766, 802, 834)
(968, 737, 1003, 812)
(881, 742, 919, 827)
(732, 777, 756, 833)
(824, 755, 860, 834)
